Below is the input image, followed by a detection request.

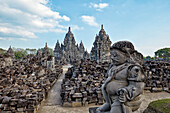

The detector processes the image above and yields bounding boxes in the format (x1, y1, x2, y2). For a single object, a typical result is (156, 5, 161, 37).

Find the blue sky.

(0, 0, 170, 56)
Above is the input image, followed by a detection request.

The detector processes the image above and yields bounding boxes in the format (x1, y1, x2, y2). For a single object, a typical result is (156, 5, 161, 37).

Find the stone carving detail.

(90, 25, 112, 63)
(54, 27, 89, 64)
(96, 41, 145, 113)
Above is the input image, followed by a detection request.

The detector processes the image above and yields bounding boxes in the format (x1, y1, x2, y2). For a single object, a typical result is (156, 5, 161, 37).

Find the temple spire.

(68, 27, 71, 32)
(45, 42, 47, 48)
(57, 40, 59, 43)
(101, 24, 103, 30)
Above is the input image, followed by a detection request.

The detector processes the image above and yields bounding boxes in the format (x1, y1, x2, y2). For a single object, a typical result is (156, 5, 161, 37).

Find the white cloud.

(0, 0, 72, 40)
(19, 38, 28, 41)
(81, 16, 99, 27)
(89, 2, 109, 11)
(0, 26, 37, 38)
(70, 25, 84, 31)
(0, 37, 28, 41)
(0, 37, 6, 40)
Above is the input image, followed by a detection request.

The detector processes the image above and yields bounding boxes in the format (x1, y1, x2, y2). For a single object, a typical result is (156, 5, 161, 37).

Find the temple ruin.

(54, 27, 89, 64)
(90, 25, 112, 63)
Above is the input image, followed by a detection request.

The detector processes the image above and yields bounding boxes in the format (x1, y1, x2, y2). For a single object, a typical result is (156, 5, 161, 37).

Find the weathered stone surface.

(72, 102, 82, 107)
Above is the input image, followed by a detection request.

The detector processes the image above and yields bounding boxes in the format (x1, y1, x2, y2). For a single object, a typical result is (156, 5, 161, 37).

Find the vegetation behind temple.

(0, 47, 54, 59)
(154, 48, 170, 60)
(144, 48, 170, 60)
(0, 48, 6, 55)
(0, 47, 169, 60)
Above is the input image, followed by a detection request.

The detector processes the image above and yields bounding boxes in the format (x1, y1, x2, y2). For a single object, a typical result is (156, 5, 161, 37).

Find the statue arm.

(117, 65, 145, 103)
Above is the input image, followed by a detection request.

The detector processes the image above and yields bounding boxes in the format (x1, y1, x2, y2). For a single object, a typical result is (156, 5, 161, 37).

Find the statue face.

(110, 49, 126, 65)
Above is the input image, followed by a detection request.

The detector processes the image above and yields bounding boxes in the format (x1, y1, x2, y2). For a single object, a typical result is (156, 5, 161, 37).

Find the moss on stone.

(144, 99, 170, 113)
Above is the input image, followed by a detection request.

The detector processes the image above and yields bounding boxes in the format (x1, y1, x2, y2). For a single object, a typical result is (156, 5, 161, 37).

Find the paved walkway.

(37, 64, 72, 112)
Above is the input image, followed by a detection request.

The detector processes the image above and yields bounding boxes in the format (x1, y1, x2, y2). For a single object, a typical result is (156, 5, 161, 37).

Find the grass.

(149, 99, 170, 113)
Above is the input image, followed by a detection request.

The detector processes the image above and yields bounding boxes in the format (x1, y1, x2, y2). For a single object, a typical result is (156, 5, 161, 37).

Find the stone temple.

(90, 25, 112, 63)
(6, 46, 15, 59)
(54, 27, 89, 64)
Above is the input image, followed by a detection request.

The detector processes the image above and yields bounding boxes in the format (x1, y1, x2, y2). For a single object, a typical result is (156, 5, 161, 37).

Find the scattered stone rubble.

(61, 60, 109, 107)
(61, 60, 170, 107)
(143, 60, 170, 92)
(0, 54, 63, 112)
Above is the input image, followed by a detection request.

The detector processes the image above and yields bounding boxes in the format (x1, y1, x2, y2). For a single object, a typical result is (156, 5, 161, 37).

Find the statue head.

(110, 41, 136, 65)
(110, 41, 135, 54)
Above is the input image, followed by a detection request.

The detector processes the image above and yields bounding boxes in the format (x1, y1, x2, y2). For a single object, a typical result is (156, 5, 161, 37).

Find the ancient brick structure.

(6, 46, 15, 59)
(42, 42, 50, 58)
(40, 43, 55, 69)
(54, 27, 89, 64)
(90, 25, 112, 63)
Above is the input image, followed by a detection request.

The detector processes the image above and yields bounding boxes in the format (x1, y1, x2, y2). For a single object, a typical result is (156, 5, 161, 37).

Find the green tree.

(0, 48, 6, 55)
(14, 48, 27, 59)
(26, 48, 37, 55)
(155, 48, 170, 60)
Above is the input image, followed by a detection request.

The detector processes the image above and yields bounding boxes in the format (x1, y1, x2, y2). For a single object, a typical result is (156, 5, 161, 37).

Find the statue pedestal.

(89, 107, 110, 113)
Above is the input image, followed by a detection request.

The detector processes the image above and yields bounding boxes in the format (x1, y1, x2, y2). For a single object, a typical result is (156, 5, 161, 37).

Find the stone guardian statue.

(96, 41, 145, 113)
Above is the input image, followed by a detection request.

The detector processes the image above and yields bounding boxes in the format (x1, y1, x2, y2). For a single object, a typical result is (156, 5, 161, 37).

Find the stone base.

(89, 107, 110, 113)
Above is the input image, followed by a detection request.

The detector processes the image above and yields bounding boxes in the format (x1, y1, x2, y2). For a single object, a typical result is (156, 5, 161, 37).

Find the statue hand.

(117, 88, 127, 103)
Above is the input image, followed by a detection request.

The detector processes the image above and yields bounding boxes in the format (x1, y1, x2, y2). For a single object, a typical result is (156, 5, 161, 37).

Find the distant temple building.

(90, 25, 112, 63)
(54, 27, 89, 63)
(2, 46, 15, 67)
(6, 46, 15, 59)
(37, 43, 55, 69)
(42, 42, 50, 57)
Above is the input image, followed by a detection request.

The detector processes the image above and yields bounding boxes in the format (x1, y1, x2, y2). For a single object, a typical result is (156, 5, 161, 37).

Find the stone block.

(62, 102, 72, 107)
(72, 102, 82, 107)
